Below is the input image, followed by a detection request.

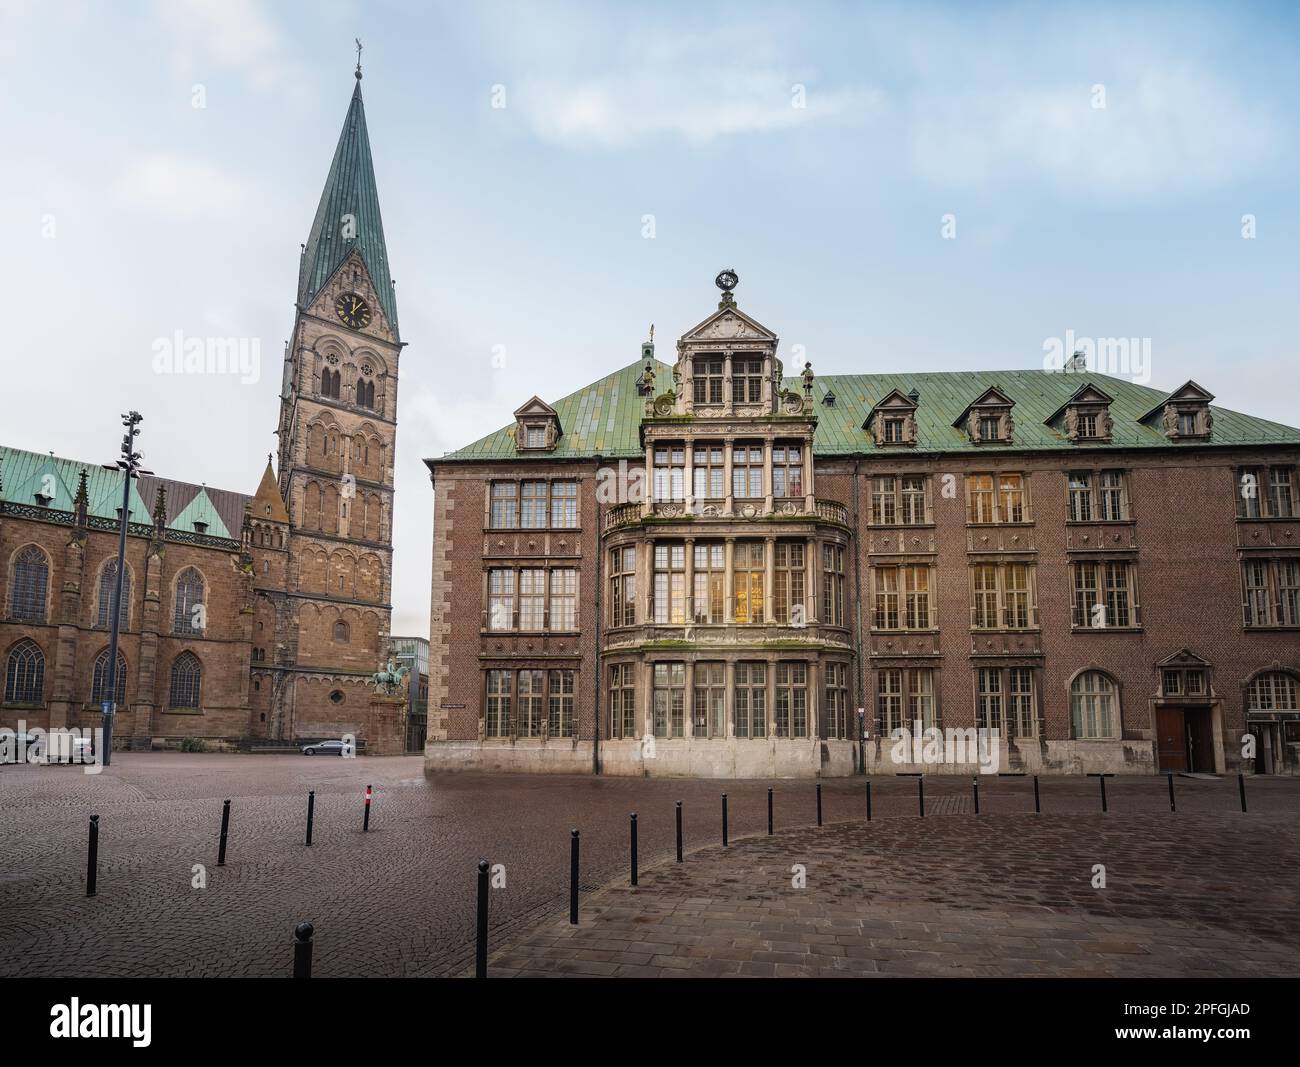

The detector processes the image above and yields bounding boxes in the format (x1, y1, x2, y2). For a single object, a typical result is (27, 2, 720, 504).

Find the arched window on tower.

(91, 648, 128, 706)
(96, 559, 131, 630)
(333, 620, 350, 643)
(4, 639, 45, 704)
(168, 652, 202, 709)
(9, 545, 49, 623)
(358, 379, 375, 409)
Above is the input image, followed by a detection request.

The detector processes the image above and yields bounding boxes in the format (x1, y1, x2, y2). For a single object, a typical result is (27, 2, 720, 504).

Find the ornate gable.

(1140, 380, 1214, 440)
(1046, 383, 1115, 443)
(864, 389, 918, 447)
(513, 397, 562, 452)
(954, 386, 1016, 445)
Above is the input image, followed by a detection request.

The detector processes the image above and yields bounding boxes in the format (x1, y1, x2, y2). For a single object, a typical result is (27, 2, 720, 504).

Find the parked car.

(301, 739, 350, 756)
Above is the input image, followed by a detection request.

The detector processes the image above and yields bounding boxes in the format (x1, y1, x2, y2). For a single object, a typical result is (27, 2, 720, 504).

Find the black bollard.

(293, 921, 313, 978)
(973, 776, 979, 815)
(1167, 773, 1176, 813)
(816, 783, 823, 827)
(767, 787, 773, 835)
(569, 829, 579, 924)
(217, 799, 231, 866)
(1099, 774, 1108, 813)
(866, 780, 872, 822)
(675, 801, 683, 863)
(476, 859, 489, 978)
(305, 790, 315, 846)
(363, 784, 372, 831)
(1034, 774, 1041, 813)
(85, 814, 99, 897)
(918, 777, 925, 818)
(1239, 773, 1248, 813)
(630, 813, 638, 887)
(722, 793, 729, 846)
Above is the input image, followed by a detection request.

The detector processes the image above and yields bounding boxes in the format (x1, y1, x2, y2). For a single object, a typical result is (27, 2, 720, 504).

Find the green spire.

(298, 74, 398, 334)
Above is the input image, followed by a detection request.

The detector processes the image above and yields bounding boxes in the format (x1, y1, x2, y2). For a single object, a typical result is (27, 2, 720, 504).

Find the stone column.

(726, 659, 737, 739)
(723, 351, 733, 415)
(763, 443, 774, 514)
(684, 537, 696, 625)
(723, 538, 735, 624)
(683, 441, 694, 513)
(640, 659, 653, 742)
(638, 539, 653, 625)
(723, 441, 734, 516)
(643, 445, 654, 518)
(804, 446, 815, 512)
(763, 536, 776, 624)
(684, 660, 695, 738)
(804, 537, 819, 625)
(807, 659, 820, 742)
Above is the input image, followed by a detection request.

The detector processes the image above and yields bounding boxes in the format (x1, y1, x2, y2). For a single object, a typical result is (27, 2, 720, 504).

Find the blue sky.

(2, 0, 1298, 637)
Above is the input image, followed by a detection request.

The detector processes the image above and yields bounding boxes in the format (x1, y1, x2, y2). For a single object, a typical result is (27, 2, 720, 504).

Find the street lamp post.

(857, 707, 867, 776)
(100, 412, 146, 767)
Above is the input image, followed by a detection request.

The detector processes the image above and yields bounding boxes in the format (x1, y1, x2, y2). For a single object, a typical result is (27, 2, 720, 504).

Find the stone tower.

(261, 65, 402, 742)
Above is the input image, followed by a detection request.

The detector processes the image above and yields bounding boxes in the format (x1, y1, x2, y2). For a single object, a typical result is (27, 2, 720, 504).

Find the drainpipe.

(851, 456, 865, 774)
(592, 455, 604, 775)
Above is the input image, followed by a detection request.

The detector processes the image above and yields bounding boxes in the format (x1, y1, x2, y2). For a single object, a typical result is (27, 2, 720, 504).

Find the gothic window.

(91, 648, 127, 706)
(4, 639, 45, 704)
(96, 559, 131, 630)
(1071, 671, 1119, 739)
(173, 568, 206, 635)
(168, 652, 202, 709)
(358, 378, 375, 409)
(9, 545, 49, 623)
(321, 368, 341, 399)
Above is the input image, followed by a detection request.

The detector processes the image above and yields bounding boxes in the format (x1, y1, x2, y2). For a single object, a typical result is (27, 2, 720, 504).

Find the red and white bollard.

(363, 784, 373, 832)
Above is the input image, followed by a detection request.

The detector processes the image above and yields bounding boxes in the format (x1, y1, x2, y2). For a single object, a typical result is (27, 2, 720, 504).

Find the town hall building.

(425, 272, 1300, 778)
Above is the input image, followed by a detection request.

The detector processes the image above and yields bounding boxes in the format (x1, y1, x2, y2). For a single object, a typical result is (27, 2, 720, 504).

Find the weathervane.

(355, 37, 363, 79)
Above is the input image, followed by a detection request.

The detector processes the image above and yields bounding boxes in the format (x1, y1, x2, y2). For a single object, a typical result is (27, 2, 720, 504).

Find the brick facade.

(425, 287, 1300, 778)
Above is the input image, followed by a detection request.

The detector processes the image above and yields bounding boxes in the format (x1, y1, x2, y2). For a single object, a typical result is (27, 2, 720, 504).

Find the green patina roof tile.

(432, 363, 1300, 465)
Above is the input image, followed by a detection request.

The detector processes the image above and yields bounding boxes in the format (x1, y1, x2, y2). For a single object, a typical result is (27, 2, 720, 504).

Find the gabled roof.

(951, 385, 1015, 429)
(678, 302, 777, 345)
(1044, 382, 1115, 425)
(169, 487, 232, 539)
(0, 445, 250, 537)
(514, 396, 559, 419)
(1139, 379, 1216, 423)
(430, 365, 1300, 464)
(862, 388, 917, 429)
(251, 460, 290, 524)
(298, 77, 397, 334)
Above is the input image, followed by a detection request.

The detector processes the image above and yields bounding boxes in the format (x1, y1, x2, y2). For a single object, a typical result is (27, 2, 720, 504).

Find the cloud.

(907, 68, 1280, 197)
(152, 0, 306, 95)
(114, 154, 249, 218)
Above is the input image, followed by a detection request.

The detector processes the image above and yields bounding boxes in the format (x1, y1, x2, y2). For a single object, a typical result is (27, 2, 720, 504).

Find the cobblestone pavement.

(483, 812, 1300, 978)
(1, 754, 1297, 977)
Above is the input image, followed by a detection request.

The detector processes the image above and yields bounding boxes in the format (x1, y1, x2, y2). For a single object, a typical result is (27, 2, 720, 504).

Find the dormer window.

(1140, 381, 1214, 441)
(865, 389, 919, 447)
(732, 356, 764, 404)
(34, 492, 52, 507)
(957, 386, 1015, 445)
(513, 396, 561, 452)
(193, 521, 208, 535)
(1046, 384, 1114, 443)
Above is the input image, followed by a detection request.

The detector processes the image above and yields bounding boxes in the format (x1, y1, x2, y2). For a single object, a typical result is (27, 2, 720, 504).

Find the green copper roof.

(0, 445, 249, 537)
(433, 362, 1300, 464)
(169, 488, 233, 539)
(299, 78, 398, 333)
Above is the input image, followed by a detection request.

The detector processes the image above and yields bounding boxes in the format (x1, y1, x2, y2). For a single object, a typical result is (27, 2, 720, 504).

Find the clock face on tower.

(334, 292, 372, 330)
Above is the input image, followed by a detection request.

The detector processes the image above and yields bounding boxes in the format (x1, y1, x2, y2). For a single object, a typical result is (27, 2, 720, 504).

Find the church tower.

(260, 60, 402, 742)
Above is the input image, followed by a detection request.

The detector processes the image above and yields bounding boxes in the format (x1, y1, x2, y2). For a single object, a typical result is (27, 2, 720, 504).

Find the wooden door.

(1156, 707, 1187, 772)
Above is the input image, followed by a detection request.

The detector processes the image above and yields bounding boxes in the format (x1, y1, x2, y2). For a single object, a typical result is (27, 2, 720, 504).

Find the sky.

(2, 0, 1298, 640)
